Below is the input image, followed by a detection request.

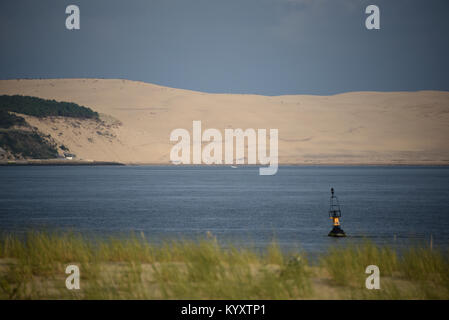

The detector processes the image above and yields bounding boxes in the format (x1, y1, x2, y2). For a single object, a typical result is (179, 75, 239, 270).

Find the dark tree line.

(0, 95, 99, 119)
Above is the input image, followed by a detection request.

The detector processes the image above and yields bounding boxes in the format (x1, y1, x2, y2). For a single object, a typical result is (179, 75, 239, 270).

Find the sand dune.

(1, 78, 449, 164)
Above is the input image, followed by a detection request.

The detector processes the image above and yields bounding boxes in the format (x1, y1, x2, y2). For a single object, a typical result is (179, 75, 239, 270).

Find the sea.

(1, 165, 448, 254)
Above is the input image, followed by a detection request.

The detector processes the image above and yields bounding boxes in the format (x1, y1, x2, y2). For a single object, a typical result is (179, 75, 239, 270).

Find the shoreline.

(125, 162, 449, 166)
(0, 160, 124, 166)
(1, 160, 449, 167)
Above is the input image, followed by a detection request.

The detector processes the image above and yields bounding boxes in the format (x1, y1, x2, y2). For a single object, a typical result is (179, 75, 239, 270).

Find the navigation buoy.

(328, 188, 346, 237)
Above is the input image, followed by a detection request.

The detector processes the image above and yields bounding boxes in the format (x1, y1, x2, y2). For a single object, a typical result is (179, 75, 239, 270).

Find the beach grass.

(0, 232, 448, 300)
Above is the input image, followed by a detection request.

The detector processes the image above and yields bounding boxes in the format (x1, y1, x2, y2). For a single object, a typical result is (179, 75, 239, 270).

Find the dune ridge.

(1, 78, 449, 165)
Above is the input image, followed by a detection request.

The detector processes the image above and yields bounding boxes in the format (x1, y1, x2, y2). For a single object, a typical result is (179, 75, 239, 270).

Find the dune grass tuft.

(0, 232, 448, 299)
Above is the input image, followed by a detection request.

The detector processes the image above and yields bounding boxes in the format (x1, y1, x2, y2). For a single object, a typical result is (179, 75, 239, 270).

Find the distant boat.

(230, 165, 238, 168)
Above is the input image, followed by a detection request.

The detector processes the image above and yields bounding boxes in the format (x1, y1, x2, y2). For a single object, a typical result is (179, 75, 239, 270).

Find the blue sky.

(1, 0, 448, 95)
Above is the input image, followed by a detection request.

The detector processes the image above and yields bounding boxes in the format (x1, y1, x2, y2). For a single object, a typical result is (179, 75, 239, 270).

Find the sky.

(1, 0, 449, 95)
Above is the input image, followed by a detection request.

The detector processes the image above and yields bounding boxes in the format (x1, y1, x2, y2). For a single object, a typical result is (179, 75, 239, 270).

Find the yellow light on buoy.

(328, 188, 346, 237)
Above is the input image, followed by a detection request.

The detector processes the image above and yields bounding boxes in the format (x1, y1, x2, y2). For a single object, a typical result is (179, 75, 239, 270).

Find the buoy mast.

(328, 188, 346, 237)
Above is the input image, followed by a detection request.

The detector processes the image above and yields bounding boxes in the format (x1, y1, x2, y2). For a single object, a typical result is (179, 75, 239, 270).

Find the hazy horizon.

(4, 77, 449, 97)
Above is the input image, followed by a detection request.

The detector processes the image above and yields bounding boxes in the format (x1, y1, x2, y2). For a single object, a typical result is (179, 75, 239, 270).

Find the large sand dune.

(1, 79, 449, 164)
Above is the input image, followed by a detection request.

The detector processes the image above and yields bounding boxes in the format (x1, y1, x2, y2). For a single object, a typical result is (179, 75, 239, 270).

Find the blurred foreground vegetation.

(0, 232, 448, 299)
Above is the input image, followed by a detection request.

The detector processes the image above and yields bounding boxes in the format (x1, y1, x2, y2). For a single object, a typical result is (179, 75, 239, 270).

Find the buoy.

(328, 188, 346, 237)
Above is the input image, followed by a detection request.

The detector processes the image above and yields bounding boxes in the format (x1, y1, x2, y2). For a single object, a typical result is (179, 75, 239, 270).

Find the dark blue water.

(1, 166, 448, 253)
